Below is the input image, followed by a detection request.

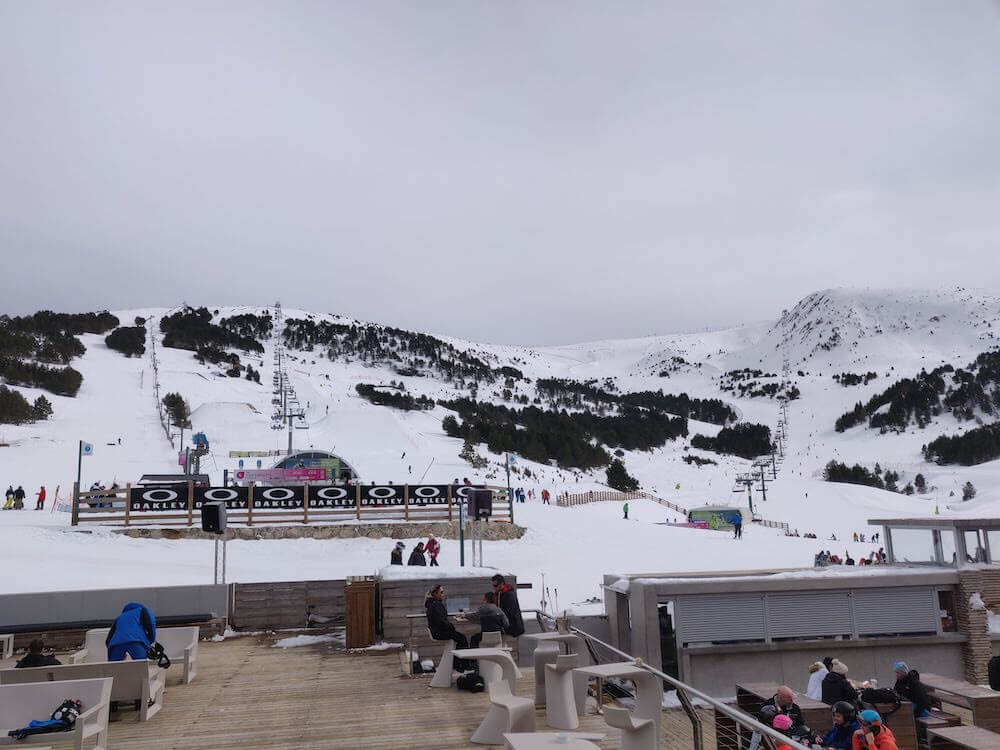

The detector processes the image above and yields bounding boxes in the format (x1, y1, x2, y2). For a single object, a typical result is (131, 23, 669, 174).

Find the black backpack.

(860, 687, 901, 717)
(456, 673, 485, 693)
(146, 642, 171, 670)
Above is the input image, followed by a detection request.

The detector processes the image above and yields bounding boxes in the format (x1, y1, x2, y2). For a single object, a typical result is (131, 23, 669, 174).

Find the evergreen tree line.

(220, 313, 273, 341)
(822, 460, 909, 492)
(0, 357, 83, 396)
(924, 423, 1000, 466)
(0, 310, 117, 365)
(355, 383, 434, 411)
(606, 458, 639, 491)
(683, 454, 717, 467)
(535, 378, 737, 425)
(835, 366, 950, 432)
(105, 326, 146, 357)
(0, 385, 52, 425)
(834, 371, 878, 387)
(719, 369, 799, 401)
(690, 423, 772, 460)
(835, 351, 1000, 434)
(160, 307, 264, 353)
(283, 318, 514, 385)
(440, 398, 689, 470)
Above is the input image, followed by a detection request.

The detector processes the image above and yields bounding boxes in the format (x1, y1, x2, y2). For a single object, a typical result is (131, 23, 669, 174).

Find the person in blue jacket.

(815, 701, 861, 750)
(106, 602, 156, 661)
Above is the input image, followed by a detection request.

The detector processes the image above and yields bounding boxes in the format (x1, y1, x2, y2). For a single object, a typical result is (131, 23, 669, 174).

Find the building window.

(965, 530, 988, 563)
(937, 530, 957, 566)
(890, 528, 936, 564)
(938, 590, 957, 633)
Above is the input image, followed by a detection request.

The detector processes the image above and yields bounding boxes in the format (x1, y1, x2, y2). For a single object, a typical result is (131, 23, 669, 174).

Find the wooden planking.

(97, 636, 709, 750)
(231, 580, 346, 630)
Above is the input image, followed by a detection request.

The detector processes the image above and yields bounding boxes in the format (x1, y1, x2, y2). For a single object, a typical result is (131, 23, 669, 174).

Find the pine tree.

(32, 395, 53, 420)
(914, 473, 926, 493)
(606, 458, 639, 492)
(963, 481, 977, 501)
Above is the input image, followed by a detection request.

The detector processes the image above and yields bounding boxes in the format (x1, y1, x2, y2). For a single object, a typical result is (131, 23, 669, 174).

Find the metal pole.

(478, 520, 483, 566)
(759, 467, 767, 502)
(459, 499, 465, 567)
(222, 535, 227, 584)
(505, 454, 514, 525)
(214, 538, 219, 584)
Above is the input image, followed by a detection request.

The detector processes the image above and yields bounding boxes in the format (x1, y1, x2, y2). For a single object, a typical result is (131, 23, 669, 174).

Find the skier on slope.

(13, 485, 25, 510)
(35, 486, 46, 510)
(3, 486, 13, 510)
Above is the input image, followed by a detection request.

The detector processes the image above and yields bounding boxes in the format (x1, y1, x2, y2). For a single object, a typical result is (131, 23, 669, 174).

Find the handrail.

(569, 625, 813, 750)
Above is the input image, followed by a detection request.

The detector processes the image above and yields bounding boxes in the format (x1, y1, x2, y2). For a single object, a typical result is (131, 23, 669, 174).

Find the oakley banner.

(129, 484, 484, 511)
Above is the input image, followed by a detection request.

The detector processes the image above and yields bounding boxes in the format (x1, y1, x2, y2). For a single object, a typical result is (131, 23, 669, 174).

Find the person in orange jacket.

(35, 485, 46, 510)
(852, 710, 898, 750)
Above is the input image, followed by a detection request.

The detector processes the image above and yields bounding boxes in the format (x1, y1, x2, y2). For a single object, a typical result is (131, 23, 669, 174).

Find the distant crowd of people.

(814, 548, 888, 567)
(2, 485, 44, 510)
(391, 535, 442, 566)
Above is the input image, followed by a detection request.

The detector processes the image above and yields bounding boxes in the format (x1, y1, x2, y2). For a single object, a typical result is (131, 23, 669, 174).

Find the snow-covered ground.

(2, 287, 999, 613)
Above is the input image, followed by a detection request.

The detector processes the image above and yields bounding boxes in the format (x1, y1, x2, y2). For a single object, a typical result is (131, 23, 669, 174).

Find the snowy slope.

(2, 288, 1000, 609)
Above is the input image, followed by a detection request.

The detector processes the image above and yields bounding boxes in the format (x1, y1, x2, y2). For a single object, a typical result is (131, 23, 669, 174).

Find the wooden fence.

(557, 489, 689, 515)
(230, 579, 347, 630)
(73, 482, 512, 527)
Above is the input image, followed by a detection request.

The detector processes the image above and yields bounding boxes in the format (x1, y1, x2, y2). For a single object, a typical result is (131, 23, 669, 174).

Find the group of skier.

(2, 485, 45, 510)
(814, 548, 887, 567)
(390, 535, 441, 566)
(511, 487, 550, 504)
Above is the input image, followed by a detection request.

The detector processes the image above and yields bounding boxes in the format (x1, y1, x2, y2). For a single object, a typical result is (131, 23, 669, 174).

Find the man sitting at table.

(892, 662, 932, 718)
(462, 592, 509, 649)
(425, 584, 469, 650)
(761, 685, 805, 729)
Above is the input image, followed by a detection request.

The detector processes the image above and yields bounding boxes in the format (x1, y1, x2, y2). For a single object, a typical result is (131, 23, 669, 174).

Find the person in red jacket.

(425, 534, 440, 567)
(852, 710, 898, 750)
(35, 486, 46, 510)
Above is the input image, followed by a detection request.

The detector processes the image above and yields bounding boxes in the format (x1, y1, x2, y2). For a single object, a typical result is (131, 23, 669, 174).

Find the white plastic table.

(524, 632, 590, 706)
(453, 647, 522, 693)
(503, 732, 604, 749)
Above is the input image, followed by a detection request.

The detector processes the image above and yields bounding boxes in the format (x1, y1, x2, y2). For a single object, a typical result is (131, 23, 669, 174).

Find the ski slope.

(2, 288, 1000, 611)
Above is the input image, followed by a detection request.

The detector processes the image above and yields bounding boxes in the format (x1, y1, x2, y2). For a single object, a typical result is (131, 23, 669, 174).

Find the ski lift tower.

(733, 473, 756, 514)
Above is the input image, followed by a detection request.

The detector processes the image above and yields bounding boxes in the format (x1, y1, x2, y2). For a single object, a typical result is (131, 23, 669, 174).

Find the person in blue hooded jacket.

(106, 602, 156, 661)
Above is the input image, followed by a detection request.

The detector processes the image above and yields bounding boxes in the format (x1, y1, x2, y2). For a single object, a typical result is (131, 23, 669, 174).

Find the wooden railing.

(73, 482, 512, 527)
(557, 488, 689, 515)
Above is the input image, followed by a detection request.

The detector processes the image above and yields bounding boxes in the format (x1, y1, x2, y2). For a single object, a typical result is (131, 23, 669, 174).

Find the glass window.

(988, 531, 1000, 564)
(938, 530, 957, 566)
(965, 530, 988, 563)
(889, 528, 936, 563)
(938, 590, 957, 632)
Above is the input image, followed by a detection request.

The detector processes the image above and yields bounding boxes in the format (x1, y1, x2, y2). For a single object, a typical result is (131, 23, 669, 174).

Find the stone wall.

(957, 568, 991, 684)
(116, 520, 525, 542)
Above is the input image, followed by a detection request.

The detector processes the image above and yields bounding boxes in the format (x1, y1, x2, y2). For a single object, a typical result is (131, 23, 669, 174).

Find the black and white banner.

(129, 484, 483, 512)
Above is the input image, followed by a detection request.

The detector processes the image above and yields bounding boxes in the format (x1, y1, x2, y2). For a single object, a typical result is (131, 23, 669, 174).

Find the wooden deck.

(83, 634, 712, 749)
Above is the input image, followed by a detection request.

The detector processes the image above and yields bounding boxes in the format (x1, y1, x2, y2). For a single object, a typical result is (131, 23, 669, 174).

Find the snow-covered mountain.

(2, 286, 1000, 608)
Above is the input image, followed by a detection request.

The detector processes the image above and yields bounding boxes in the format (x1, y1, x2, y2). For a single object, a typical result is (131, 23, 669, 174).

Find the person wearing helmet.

(772, 714, 795, 750)
(852, 710, 898, 750)
(815, 701, 861, 750)
(748, 704, 781, 750)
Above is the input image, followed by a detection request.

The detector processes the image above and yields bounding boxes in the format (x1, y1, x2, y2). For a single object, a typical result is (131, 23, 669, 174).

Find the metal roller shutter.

(675, 593, 765, 644)
(853, 587, 937, 635)
(767, 592, 853, 639)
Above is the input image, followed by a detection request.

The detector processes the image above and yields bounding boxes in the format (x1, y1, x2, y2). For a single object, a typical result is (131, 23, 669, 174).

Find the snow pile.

(272, 633, 344, 649)
(970, 592, 987, 611)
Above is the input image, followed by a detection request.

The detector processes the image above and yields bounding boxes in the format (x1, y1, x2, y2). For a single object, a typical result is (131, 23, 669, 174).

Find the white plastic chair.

(471, 678, 535, 745)
(427, 629, 456, 688)
(544, 653, 588, 729)
(603, 705, 656, 750)
(533, 641, 561, 707)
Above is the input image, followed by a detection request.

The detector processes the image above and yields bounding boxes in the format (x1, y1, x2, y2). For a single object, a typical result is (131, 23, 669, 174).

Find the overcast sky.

(1, 2, 998, 344)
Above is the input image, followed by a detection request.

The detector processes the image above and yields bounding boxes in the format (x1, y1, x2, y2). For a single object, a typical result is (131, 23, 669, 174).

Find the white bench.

(0, 676, 112, 750)
(1, 660, 165, 722)
(71, 627, 199, 685)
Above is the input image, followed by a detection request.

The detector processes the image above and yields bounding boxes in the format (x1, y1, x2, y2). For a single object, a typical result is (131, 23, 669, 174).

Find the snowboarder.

(541, 489, 550, 505)
(408, 542, 427, 566)
(390, 541, 405, 565)
(425, 535, 440, 567)
(35, 486, 46, 510)
(3, 486, 13, 510)
(623, 502, 629, 519)
(13, 485, 25, 510)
